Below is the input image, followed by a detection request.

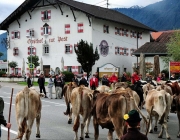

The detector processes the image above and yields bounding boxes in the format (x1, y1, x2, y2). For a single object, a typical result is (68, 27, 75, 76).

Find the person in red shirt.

(109, 72, 118, 83)
(90, 74, 98, 90)
(131, 71, 140, 84)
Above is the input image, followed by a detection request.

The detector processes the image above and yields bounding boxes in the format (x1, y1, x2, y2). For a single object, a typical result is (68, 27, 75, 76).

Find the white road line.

(55, 104, 66, 106)
(1, 127, 18, 135)
(41, 100, 65, 105)
(42, 105, 50, 107)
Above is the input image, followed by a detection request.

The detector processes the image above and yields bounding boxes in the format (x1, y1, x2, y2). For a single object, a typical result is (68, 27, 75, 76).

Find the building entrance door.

(43, 65, 50, 77)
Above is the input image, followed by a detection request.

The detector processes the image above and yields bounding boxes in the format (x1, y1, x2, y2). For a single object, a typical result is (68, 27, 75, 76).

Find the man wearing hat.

(121, 109, 148, 140)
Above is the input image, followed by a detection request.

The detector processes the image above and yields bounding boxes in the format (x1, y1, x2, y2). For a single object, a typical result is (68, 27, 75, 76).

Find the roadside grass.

(17, 81, 48, 86)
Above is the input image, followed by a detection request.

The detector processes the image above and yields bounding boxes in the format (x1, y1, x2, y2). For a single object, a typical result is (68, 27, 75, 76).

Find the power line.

(94, 0, 106, 5)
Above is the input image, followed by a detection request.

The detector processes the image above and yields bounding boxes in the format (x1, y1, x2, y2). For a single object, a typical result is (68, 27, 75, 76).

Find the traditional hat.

(124, 110, 141, 123)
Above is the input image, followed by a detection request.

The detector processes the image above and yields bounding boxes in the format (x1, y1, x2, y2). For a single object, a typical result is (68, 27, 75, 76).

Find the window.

(44, 45, 49, 54)
(65, 24, 70, 34)
(122, 29, 128, 37)
(77, 23, 83, 33)
(130, 49, 136, 56)
(26, 29, 34, 37)
(65, 44, 72, 54)
(67, 66, 72, 72)
(41, 10, 51, 20)
(28, 46, 36, 55)
(41, 23, 51, 35)
(11, 31, 20, 39)
(119, 47, 128, 56)
(130, 30, 137, 38)
(13, 47, 19, 56)
(103, 25, 109, 33)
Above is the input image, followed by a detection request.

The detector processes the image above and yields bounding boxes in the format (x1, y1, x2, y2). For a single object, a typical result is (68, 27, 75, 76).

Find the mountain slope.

(114, 0, 180, 31)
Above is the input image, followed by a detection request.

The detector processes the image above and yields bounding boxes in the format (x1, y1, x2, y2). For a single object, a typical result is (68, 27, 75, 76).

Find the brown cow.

(63, 82, 78, 124)
(145, 89, 172, 139)
(71, 86, 93, 140)
(96, 85, 110, 93)
(92, 88, 147, 140)
(15, 87, 44, 140)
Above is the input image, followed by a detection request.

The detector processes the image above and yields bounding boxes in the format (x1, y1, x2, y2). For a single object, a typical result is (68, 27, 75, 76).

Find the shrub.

(62, 71, 74, 82)
(0, 71, 6, 77)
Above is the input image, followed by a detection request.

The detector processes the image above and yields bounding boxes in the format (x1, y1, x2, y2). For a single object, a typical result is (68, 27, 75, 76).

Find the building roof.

(133, 42, 167, 56)
(0, 0, 156, 31)
(133, 30, 177, 56)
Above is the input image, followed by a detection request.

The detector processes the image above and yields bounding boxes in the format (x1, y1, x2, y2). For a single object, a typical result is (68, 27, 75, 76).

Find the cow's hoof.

(79, 137, 84, 140)
(36, 134, 40, 138)
(149, 130, 153, 133)
(177, 135, 180, 138)
(158, 135, 162, 138)
(68, 119, 72, 124)
(154, 126, 158, 132)
(85, 134, 90, 138)
(167, 137, 171, 140)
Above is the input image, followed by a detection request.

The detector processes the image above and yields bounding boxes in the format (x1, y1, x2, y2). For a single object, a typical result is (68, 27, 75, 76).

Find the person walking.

(54, 74, 63, 99)
(59, 73, 66, 98)
(0, 97, 11, 138)
(27, 74, 32, 88)
(37, 74, 48, 98)
(121, 72, 127, 82)
(102, 74, 109, 86)
(48, 75, 54, 99)
(121, 109, 148, 140)
(72, 75, 79, 86)
(90, 74, 98, 90)
(79, 75, 88, 87)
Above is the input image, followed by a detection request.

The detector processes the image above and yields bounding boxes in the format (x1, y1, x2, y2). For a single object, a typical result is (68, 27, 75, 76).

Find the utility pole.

(107, 0, 109, 8)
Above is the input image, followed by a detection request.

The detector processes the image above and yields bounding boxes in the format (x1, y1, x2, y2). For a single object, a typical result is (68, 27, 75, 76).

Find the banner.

(169, 62, 180, 73)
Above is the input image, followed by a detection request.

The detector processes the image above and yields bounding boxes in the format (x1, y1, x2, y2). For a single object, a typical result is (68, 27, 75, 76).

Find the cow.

(63, 82, 78, 124)
(142, 83, 155, 101)
(91, 87, 147, 140)
(15, 86, 44, 140)
(145, 89, 172, 139)
(71, 86, 94, 140)
(96, 85, 110, 93)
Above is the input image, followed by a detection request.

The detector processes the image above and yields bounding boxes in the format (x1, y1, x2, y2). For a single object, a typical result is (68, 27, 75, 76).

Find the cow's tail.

(133, 93, 148, 124)
(24, 87, 30, 118)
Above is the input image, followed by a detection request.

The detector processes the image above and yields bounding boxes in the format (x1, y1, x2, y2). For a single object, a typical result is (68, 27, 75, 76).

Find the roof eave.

(133, 53, 168, 57)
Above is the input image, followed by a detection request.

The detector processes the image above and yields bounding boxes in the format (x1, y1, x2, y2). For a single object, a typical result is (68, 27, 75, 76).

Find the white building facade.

(0, 0, 155, 77)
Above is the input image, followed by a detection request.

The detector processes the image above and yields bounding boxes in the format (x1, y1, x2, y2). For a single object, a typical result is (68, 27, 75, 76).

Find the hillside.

(114, 0, 180, 31)
(0, 32, 7, 60)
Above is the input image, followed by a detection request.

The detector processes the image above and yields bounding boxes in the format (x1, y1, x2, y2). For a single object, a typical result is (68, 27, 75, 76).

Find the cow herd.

(13, 80, 180, 140)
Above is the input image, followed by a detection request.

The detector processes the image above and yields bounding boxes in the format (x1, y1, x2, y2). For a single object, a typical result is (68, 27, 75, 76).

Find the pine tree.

(74, 39, 99, 80)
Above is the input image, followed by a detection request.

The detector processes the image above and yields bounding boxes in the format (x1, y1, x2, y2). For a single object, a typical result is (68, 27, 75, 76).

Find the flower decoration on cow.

(124, 114, 129, 120)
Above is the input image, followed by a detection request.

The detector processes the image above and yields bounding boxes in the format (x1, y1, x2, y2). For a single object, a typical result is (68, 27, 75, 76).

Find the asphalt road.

(0, 82, 179, 140)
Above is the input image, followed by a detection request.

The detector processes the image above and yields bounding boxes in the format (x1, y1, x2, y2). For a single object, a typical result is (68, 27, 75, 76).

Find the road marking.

(55, 104, 66, 106)
(42, 105, 50, 107)
(41, 100, 65, 105)
(1, 127, 18, 135)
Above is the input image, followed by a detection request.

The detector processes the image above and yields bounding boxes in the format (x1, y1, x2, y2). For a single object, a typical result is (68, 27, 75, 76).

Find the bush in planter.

(62, 71, 74, 82)
(0, 71, 6, 77)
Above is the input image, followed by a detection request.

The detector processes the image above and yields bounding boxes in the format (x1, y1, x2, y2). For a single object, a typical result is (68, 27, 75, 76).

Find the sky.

(0, 0, 162, 34)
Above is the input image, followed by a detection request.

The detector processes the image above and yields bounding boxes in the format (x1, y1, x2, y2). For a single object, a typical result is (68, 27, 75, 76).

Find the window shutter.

(48, 10, 51, 19)
(115, 47, 118, 54)
(126, 48, 129, 56)
(103, 25, 106, 33)
(65, 24, 70, 34)
(18, 68, 21, 76)
(41, 11, 44, 20)
(130, 30, 133, 38)
(70, 45, 73, 53)
(64, 66, 67, 71)
(48, 26, 51, 35)
(134, 32, 137, 38)
(28, 47, 30, 55)
(11, 31, 14, 39)
(33, 47, 36, 55)
(64, 45, 66, 54)
(119, 28, 122, 36)
(13, 48, 15, 56)
(41, 27, 44, 36)
(26, 30, 30, 37)
(18, 31, 20, 39)
(122, 29, 124, 36)
(139, 33, 142, 39)
(126, 29, 128, 37)
(78, 23, 83, 33)
(115, 27, 118, 35)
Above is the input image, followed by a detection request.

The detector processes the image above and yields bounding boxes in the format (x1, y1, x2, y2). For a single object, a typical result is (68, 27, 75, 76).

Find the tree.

(162, 31, 180, 69)
(0, 52, 4, 58)
(74, 39, 99, 80)
(8, 61, 18, 68)
(27, 55, 40, 68)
